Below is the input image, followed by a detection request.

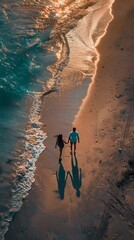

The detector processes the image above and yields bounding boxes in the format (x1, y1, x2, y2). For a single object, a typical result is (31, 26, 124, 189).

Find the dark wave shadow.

(56, 160, 68, 200)
(68, 154, 82, 197)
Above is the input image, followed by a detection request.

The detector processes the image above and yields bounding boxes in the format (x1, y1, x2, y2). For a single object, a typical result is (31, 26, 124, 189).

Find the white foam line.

(0, 93, 47, 240)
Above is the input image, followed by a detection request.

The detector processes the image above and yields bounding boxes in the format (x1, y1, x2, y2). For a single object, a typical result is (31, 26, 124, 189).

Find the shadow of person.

(56, 160, 68, 200)
(68, 154, 82, 197)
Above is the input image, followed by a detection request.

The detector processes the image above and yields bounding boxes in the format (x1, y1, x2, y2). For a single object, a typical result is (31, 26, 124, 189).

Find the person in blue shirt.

(68, 127, 80, 153)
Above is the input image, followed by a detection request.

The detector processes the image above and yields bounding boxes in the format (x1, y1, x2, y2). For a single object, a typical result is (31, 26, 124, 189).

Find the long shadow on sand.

(56, 160, 68, 200)
(68, 154, 82, 197)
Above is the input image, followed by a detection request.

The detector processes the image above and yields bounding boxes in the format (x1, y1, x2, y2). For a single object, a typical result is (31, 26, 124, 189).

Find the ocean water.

(0, 0, 114, 238)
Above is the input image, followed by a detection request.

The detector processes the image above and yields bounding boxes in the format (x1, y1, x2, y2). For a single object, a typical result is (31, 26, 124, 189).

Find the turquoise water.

(0, 1, 53, 161)
(0, 1, 57, 237)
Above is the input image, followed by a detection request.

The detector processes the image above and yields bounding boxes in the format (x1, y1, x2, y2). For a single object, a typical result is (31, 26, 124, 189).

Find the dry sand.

(5, 0, 134, 239)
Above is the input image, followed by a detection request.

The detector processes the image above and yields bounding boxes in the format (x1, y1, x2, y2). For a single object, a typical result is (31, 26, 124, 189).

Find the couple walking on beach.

(55, 127, 80, 159)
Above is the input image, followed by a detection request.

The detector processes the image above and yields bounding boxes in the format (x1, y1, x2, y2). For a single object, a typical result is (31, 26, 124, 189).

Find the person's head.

(58, 134, 63, 141)
(76, 189, 81, 198)
(73, 127, 76, 132)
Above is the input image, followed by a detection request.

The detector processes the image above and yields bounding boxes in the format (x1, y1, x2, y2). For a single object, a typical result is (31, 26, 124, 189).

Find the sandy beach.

(5, 0, 134, 239)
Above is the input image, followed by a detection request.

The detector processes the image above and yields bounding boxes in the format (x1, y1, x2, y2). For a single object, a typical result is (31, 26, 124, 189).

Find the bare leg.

(70, 142, 73, 153)
(74, 142, 76, 153)
(59, 147, 63, 159)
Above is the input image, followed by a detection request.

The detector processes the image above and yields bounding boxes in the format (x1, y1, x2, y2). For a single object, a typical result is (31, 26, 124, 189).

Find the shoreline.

(5, 0, 134, 239)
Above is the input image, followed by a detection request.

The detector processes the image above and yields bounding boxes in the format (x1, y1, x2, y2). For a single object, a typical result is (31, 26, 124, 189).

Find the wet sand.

(5, 0, 134, 239)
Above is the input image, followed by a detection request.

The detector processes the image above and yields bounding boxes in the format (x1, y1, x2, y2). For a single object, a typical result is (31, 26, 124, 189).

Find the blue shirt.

(69, 131, 79, 143)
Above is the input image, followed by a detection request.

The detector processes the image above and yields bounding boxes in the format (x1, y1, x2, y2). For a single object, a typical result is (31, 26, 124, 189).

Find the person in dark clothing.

(55, 134, 67, 159)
